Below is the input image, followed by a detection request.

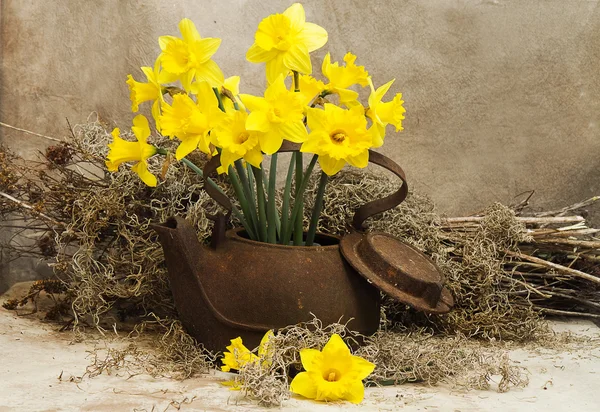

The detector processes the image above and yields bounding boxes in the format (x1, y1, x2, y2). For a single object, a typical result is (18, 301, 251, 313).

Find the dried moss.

(304, 170, 547, 341)
(231, 318, 529, 406)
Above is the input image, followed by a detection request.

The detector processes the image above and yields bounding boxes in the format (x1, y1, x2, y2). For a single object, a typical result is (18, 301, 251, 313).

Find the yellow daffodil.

(222, 75, 243, 112)
(322, 52, 370, 105)
(106, 115, 158, 187)
(296, 74, 326, 106)
(160, 81, 224, 160)
(126, 59, 165, 129)
(301, 103, 372, 175)
(221, 330, 274, 373)
(367, 78, 406, 147)
(159, 18, 224, 90)
(290, 334, 375, 404)
(240, 74, 308, 154)
(212, 110, 263, 172)
(247, 3, 328, 84)
(221, 337, 259, 373)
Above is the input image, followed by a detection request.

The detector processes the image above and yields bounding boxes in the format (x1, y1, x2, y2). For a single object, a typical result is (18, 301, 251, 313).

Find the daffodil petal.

(140, 66, 155, 83)
(180, 69, 196, 92)
(346, 150, 369, 169)
(321, 52, 331, 78)
(194, 59, 225, 87)
(131, 162, 157, 187)
(300, 133, 325, 155)
(264, 74, 288, 100)
(266, 53, 286, 84)
(219, 149, 239, 172)
(158, 69, 179, 84)
(151, 99, 161, 132)
(369, 79, 395, 108)
(244, 146, 264, 169)
(277, 120, 308, 143)
(370, 124, 385, 148)
(246, 43, 279, 63)
(318, 155, 346, 176)
(246, 111, 270, 132)
(175, 137, 200, 160)
(259, 130, 283, 154)
(322, 334, 351, 356)
(193, 37, 222, 64)
(283, 44, 312, 75)
(298, 22, 328, 52)
(179, 18, 201, 42)
(343, 380, 366, 404)
(194, 81, 218, 109)
(299, 348, 322, 371)
(158, 35, 178, 51)
(289, 372, 318, 400)
(283, 3, 306, 32)
(306, 107, 328, 131)
(223, 76, 240, 95)
(336, 88, 360, 105)
(132, 114, 151, 141)
(351, 355, 376, 381)
(239, 94, 269, 112)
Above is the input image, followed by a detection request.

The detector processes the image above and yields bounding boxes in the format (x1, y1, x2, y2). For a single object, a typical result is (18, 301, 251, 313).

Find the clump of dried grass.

(230, 318, 528, 406)
(83, 318, 216, 381)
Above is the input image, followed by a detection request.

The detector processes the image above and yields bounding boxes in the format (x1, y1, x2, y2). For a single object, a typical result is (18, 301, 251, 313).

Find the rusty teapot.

(152, 144, 453, 353)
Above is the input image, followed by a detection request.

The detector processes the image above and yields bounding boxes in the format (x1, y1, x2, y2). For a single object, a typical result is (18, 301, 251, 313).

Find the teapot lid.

(340, 230, 454, 314)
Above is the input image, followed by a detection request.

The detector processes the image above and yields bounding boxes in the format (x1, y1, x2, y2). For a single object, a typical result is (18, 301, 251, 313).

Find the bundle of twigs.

(442, 196, 600, 319)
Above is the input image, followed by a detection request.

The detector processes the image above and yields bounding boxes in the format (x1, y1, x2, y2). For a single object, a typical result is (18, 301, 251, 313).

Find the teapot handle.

(202, 141, 408, 238)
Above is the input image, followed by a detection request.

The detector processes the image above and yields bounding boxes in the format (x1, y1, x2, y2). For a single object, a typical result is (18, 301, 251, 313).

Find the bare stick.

(506, 270, 572, 280)
(534, 238, 600, 249)
(530, 228, 600, 238)
(443, 216, 585, 225)
(503, 250, 600, 285)
(534, 196, 600, 217)
(537, 308, 600, 318)
(0, 191, 62, 226)
(0, 121, 62, 142)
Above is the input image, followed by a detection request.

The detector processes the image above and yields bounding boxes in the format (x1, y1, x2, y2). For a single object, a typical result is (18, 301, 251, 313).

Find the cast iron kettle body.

(153, 218, 380, 352)
(153, 142, 451, 353)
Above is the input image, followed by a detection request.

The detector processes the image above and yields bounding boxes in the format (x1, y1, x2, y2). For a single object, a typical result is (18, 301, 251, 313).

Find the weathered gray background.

(1, 0, 600, 289)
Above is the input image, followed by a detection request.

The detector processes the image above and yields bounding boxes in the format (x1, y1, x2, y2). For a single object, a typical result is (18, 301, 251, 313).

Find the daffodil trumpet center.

(324, 368, 341, 382)
(330, 129, 347, 144)
(235, 131, 250, 145)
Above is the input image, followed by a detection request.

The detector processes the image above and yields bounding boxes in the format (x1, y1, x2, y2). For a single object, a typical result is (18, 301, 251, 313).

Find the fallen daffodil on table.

(290, 334, 375, 404)
(220, 331, 274, 389)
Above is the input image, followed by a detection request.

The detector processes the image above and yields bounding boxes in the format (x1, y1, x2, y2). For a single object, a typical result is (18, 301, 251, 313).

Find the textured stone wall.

(1, 1, 600, 287)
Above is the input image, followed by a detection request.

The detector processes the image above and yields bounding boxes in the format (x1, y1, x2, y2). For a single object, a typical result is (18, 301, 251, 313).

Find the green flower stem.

(252, 166, 269, 242)
(234, 160, 259, 237)
(279, 152, 297, 244)
(287, 155, 318, 246)
(266, 154, 279, 243)
(212, 87, 226, 112)
(305, 171, 328, 246)
(227, 165, 257, 240)
(293, 153, 305, 245)
(154, 148, 247, 232)
(246, 162, 257, 213)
